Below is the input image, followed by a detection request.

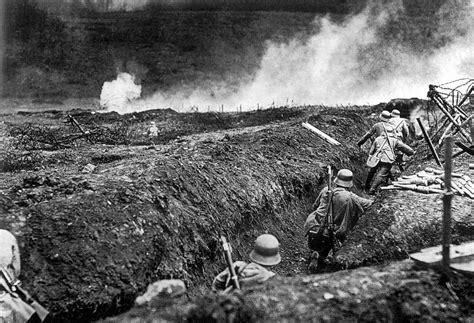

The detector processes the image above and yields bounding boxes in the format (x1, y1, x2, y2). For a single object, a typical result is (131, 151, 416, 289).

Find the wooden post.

(457, 86, 473, 107)
(442, 136, 453, 278)
(437, 116, 457, 148)
(432, 96, 470, 140)
(471, 116, 473, 143)
(416, 117, 442, 166)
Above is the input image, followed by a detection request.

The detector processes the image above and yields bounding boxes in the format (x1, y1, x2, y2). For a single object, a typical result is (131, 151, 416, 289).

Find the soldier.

(389, 109, 411, 170)
(357, 110, 392, 147)
(212, 234, 281, 291)
(0, 230, 20, 283)
(147, 121, 158, 138)
(0, 230, 49, 322)
(367, 127, 415, 195)
(388, 109, 410, 142)
(304, 170, 373, 272)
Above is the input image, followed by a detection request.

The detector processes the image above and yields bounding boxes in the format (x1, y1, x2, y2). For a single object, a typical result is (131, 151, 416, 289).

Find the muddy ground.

(0, 104, 472, 322)
(105, 261, 474, 322)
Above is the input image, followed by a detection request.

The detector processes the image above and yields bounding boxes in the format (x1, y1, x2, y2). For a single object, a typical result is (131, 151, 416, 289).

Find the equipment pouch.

(366, 154, 380, 168)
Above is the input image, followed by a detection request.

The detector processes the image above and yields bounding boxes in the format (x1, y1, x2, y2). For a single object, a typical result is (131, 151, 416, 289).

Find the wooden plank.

(302, 122, 341, 145)
(432, 96, 470, 141)
(450, 257, 474, 277)
(410, 241, 474, 268)
(455, 142, 474, 155)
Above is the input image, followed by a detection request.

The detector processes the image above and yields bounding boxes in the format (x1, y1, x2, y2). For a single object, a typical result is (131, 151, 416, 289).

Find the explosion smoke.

(104, 1, 474, 113)
(100, 73, 141, 111)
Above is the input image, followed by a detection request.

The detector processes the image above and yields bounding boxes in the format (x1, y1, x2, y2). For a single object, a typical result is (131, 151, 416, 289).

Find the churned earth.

(0, 104, 472, 322)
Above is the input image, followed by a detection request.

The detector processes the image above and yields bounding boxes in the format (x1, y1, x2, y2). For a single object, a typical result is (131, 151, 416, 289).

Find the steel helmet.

(391, 109, 401, 117)
(379, 110, 391, 121)
(334, 169, 354, 188)
(249, 234, 281, 266)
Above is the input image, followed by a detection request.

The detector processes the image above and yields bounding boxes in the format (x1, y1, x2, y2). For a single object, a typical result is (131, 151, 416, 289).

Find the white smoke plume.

(106, 1, 474, 113)
(99, 73, 141, 111)
(64, 0, 148, 12)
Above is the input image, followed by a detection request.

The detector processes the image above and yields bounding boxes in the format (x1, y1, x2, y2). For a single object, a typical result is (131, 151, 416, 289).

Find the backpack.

(367, 127, 395, 167)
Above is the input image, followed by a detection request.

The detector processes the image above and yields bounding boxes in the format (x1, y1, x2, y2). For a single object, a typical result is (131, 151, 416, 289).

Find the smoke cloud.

(100, 73, 141, 110)
(107, 0, 474, 113)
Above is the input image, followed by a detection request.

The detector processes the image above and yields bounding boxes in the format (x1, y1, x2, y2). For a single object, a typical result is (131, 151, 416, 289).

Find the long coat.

(212, 261, 275, 291)
(304, 187, 372, 240)
(368, 135, 414, 164)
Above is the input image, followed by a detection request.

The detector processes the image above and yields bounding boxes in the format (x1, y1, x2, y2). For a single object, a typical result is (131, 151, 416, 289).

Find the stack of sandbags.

(382, 167, 474, 198)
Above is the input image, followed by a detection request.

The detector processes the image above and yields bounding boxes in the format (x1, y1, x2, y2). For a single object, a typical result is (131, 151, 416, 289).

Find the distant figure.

(212, 234, 281, 291)
(388, 109, 410, 142)
(304, 170, 373, 272)
(366, 127, 415, 194)
(148, 121, 158, 138)
(357, 110, 392, 147)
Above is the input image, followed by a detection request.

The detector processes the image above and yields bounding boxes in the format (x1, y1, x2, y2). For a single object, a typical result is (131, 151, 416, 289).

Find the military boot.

(308, 251, 320, 273)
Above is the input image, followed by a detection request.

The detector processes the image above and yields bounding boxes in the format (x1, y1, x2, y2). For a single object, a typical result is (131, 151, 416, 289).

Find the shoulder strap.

(0, 268, 12, 290)
(393, 119, 404, 130)
(373, 135, 389, 157)
(382, 125, 394, 153)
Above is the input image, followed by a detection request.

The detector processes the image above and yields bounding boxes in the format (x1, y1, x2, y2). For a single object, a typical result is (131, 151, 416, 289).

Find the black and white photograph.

(0, 0, 473, 321)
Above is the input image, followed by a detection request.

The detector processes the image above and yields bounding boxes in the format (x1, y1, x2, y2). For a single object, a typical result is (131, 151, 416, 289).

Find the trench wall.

(9, 109, 369, 321)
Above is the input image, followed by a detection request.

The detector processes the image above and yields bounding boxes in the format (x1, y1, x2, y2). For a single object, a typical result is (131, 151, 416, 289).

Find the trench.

(11, 105, 473, 322)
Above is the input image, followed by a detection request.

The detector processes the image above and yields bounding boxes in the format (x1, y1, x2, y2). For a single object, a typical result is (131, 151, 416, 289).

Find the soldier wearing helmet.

(0, 230, 49, 322)
(304, 169, 373, 273)
(147, 121, 158, 138)
(366, 126, 414, 194)
(388, 109, 410, 142)
(388, 109, 412, 170)
(212, 234, 281, 291)
(356, 110, 392, 147)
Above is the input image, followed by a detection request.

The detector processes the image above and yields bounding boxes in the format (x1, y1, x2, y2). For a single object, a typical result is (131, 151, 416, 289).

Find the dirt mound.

(0, 105, 471, 321)
(0, 106, 372, 321)
(103, 260, 474, 322)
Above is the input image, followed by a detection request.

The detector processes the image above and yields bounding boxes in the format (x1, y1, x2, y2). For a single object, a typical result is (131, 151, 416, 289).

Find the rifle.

(220, 236, 240, 290)
(326, 166, 341, 252)
(0, 267, 49, 322)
